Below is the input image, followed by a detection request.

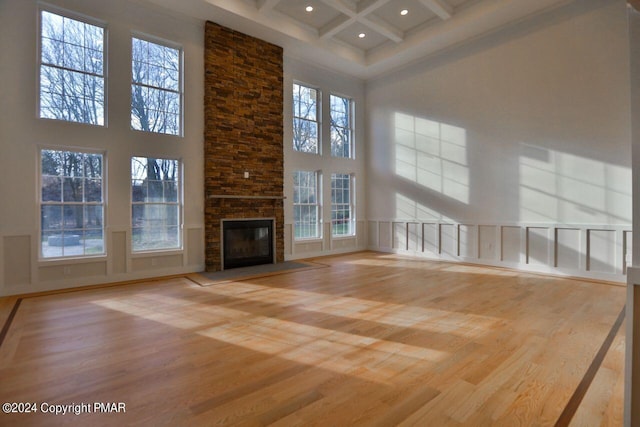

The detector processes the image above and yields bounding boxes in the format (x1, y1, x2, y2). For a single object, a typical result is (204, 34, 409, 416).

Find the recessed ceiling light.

(306, 5, 313, 12)
(401, 9, 409, 15)
(358, 33, 366, 38)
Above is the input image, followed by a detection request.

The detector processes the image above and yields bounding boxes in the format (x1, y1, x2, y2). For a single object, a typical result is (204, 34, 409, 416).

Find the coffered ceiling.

(142, 0, 576, 79)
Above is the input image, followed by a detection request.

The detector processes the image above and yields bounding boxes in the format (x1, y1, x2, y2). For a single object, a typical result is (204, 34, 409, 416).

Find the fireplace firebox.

(222, 219, 274, 270)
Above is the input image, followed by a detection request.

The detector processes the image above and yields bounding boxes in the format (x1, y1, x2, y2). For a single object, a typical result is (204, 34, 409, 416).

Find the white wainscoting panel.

(408, 222, 421, 252)
(379, 221, 392, 249)
(478, 225, 497, 261)
(624, 230, 633, 274)
(423, 223, 439, 256)
(284, 223, 293, 256)
(527, 227, 551, 266)
(367, 220, 629, 283)
(501, 226, 522, 263)
(357, 221, 367, 248)
(186, 227, 204, 267)
(555, 228, 581, 270)
(393, 222, 406, 250)
(112, 231, 127, 275)
(368, 221, 379, 248)
(440, 224, 457, 257)
(588, 229, 617, 274)
(459, 224, 477, 259)
(3, 235, 31, 286)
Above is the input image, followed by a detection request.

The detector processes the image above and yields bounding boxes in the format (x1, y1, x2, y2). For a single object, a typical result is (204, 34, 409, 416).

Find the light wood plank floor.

(0, 252, 626, 426)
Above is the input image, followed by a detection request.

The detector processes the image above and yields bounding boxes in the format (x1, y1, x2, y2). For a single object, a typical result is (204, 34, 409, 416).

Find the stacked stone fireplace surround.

(204, 22, 284, 271)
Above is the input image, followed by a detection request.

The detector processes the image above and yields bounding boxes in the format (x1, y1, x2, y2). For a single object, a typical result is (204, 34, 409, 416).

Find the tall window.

(293, 83, 319, 154)
(131, 36, 182, 135)
(331, 173, 354, 236)
(40, 149, 104, 258)
(39, 9, 105, 125)
(293, 170, 321, 239)
(131, 157, 181, 252)
(330, 94, 353, 158)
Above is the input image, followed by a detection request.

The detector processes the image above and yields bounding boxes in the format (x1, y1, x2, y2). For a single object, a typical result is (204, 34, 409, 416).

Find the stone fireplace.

(204, 22, 284, 271)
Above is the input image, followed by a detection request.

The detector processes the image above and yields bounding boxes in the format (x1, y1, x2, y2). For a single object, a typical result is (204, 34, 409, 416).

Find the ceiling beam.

(320, 0, 402, 43)
(361, 14, 404, 43)
(256, 0, 281, 12)
(357, 0, 392, 15)
(320, 15, 355, 39)
(418, 0, 453, 20)
(319, 0, 357, 17)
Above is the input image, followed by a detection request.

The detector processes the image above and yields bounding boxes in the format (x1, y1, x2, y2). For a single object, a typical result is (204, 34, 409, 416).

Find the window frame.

(37, 5, 108, 126)
(130, 156, 183, 254)
(38, 147, 106, 260)
(329, 93, 354, 159)
(292, 82, 321, 155)
(330, 173, 355, 237)
(130, 32, 184, 137)
(293, 170, 322, 240)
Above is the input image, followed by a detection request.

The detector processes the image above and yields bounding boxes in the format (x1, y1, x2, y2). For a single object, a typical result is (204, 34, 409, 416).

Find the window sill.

(131, 248, 184, 258)
(38, 254, 107, 265)
(294, 237, 323, 243)
(331, 234, 356, 240)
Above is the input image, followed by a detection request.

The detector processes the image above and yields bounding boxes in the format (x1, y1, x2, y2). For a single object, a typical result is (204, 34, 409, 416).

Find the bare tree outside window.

(293, 170, 321, 239)
(293, 83, 319, 154)
(331, 173, 354, 236)
(131, 37, 181, 135)
(131, 157, 181, 251)
(40, 149, 104, 258)
(39, 10, 105, 125)
(330, 95, 353, 158)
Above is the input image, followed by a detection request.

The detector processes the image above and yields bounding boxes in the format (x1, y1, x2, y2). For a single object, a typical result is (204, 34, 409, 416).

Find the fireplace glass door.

(223, 219, 273, 269)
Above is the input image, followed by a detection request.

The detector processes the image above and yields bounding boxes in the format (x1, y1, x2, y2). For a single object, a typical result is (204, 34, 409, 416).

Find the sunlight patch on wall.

(395, 193, 449, 220)
(519, 143, 631, 224)
(395, 113, 469, 204)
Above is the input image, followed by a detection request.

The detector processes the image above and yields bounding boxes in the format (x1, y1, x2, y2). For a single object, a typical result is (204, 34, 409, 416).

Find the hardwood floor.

(0, 252, 626, 426)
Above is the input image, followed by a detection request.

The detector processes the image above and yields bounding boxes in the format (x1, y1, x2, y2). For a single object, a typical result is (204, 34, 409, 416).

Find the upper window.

(131, 36, 182, 136)
(330, 95, 353, 158)
(293, 83, 319, 154)
(331, 173, 354, 236)
(131, 157, 181, 252)
(293, 170, 321, 239)
(40, 149, 105, 258)
(39, 9, 106, 125)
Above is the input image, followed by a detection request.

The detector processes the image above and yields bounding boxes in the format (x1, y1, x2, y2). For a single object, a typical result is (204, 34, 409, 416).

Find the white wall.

(626, 4, 640, 425)
(0, 0, 632, 295)
(0, 0, 205, 296)
(283, 56, 367, 259)
(366, 0, 632, 281)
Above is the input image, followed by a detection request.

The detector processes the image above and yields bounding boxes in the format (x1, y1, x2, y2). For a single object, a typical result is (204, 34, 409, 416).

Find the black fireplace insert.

(222, 219, 274, 270)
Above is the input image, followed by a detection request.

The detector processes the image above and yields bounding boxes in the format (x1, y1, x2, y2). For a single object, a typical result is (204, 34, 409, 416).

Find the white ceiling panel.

(372, 0, 437, 33)
(142, 0, 577, 79)
(274, 0, 343, 30)
(335, 21, 390, 51)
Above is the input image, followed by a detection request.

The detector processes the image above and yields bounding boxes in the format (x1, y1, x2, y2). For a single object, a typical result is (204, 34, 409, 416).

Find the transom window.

(131, 36, 182, 136)
(293, 83, 320, 154)
(331, 173, 354, 236)
(39, 9, 106, 125)
(293, 170, 321, 239)
(40, 149, 104, 258)
(131, 157, 181, 252)
(330, 94, 353, 158)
